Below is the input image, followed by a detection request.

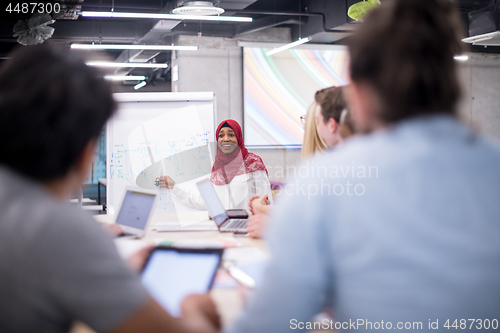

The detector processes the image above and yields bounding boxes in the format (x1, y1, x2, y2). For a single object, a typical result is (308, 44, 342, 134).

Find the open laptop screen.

(116, 190, 156, 230)
(197, 179, 228, 227)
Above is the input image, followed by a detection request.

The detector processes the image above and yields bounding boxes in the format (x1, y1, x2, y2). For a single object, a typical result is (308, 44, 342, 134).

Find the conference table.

(71, 211, 268, 333)
(72, 211, 333, 333)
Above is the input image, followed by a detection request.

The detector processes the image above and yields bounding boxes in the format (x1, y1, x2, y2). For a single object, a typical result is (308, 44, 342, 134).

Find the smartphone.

(226, 209, 249, 219)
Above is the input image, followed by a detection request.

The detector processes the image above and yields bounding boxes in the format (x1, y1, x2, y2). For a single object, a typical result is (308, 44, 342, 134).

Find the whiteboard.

(107, 92, 216, 214)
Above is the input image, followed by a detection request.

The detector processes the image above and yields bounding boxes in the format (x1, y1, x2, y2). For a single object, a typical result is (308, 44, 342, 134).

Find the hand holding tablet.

(141, 247, 223, 317)
(181, 294, 221, 330)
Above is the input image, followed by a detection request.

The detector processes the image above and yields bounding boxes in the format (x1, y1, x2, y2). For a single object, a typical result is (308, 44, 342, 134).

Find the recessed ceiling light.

(104, 75, 147, 81)
(134, 81, 147, 90)
(454, 55, 469, 61)
(266, 38, 310, 56)
(172, 1, 225, 16)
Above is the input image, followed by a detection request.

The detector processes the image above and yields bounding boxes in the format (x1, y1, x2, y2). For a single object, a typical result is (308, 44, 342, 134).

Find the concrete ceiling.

(0, 0, 498, 76)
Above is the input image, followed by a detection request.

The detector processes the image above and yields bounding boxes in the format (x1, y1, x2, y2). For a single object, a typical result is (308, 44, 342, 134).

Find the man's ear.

(328, 117, 339, 134)
(345, 82, 380, 133)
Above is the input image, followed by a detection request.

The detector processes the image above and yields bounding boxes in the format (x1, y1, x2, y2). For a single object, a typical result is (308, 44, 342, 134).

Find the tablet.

(115, 187, 158, 237)
(141, 247, 223, 317)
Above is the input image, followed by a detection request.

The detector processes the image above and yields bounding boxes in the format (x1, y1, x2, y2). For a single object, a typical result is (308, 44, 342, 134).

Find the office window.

(85, 127, 106, 184)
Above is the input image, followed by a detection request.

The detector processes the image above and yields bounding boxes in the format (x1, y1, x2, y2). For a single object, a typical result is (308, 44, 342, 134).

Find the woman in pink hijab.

(159, 119, 272, 210)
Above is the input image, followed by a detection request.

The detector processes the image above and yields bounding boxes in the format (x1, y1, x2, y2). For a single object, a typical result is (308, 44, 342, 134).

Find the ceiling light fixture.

(172, 1, 224, 16)
(86, 62, 169, 68)
(470, 36, 493, 43)
(79, 11, 252, 22)
(462, 34, 495, 44)
(266, 37, 310, 56)
(72, 44, 198, 51)
(104, 75, 147, 81)
(134, 81, 147, 90)
(453, 55, 469, 61)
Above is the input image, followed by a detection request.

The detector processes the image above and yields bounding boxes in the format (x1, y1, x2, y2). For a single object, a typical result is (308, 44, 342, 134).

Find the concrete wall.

(172, 36, 243, 123)
(172, 28, 291, 123)
(457, 53, 500, 141)
(248, 148, 302, 182)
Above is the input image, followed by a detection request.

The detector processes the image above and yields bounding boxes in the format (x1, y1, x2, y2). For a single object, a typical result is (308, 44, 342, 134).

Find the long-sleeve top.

(227, 115, 500, 333)
(172, 170, 272, 210)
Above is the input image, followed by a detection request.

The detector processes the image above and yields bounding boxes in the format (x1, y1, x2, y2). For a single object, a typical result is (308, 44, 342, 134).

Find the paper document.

(153, 236, 242, 248)
(176, 211, 210, 227)
(153, 220, 217, 232)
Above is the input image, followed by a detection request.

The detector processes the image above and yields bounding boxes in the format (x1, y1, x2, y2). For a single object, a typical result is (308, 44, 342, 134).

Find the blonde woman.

(249, 101, 328, 216)
(301, 102, 327, 159)
(248, 86, 348, 238)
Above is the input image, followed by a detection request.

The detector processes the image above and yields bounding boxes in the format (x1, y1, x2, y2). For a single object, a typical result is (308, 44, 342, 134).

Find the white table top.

(90, 211, 266, 330)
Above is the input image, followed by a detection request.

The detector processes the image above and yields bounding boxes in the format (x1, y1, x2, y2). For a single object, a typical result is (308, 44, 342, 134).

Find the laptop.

(196, 178, 248, 233)
(115, 187, 158, 237)
(153, 179, 248, 233)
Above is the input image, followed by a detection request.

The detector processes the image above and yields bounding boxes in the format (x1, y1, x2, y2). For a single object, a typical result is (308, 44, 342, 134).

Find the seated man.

(314, 85, 347, 149)
(0, 44, 219, 333)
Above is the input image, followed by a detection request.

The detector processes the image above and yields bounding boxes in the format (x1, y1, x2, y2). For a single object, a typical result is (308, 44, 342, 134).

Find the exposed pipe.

(233, 10, 356, 33)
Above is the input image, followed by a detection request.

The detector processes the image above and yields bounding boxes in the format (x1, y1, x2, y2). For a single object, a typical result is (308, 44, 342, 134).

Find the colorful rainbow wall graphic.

(243, 47, 350, 146)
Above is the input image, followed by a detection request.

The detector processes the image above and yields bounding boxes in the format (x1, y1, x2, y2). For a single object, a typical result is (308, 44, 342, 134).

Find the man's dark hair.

(314, 86, 346, 124)
(0, 44, 116, 181)
(348, 0, 465, 123)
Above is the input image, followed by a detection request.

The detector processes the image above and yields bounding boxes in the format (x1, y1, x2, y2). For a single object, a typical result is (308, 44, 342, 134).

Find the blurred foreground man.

(227, 0, 500, 332)
(0, 44, 219, 333)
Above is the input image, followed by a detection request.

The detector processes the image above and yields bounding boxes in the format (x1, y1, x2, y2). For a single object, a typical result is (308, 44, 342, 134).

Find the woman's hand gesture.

(155, 176, 176, 189)
(249, 194, 270, 215)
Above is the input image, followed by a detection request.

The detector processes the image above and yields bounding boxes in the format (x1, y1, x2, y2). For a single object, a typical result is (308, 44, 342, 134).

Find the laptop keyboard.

(223, 219, 247, 231)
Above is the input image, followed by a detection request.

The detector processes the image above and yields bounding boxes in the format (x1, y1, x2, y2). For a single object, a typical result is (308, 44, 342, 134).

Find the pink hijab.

(210, 119, 268, 185)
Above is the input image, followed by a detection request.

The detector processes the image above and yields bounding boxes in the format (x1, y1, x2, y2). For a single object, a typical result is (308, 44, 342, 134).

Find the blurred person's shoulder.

(316, 115, 500, 171)
(0, 166, 105, 246)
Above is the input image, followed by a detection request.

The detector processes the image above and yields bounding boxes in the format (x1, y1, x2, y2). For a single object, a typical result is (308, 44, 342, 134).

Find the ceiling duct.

(172, 1, 225, 15)
(462, 1, 500, 46)
(54, 0, 85, 20)
(288, 0, 357, 44)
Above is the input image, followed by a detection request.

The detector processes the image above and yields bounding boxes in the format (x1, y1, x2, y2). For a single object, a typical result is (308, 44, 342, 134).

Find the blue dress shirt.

(229, 115, 500, 332)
